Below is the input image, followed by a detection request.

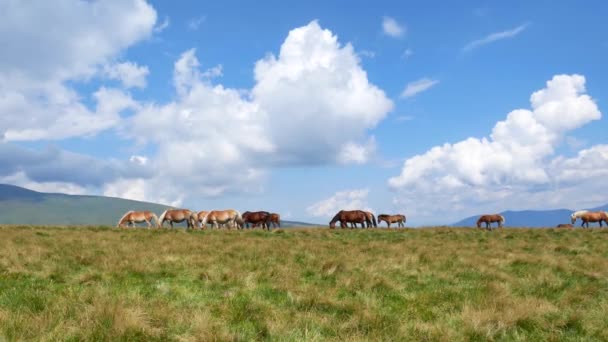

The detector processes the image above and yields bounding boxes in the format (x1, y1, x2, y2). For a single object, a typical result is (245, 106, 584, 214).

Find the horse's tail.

(158, 210, 168, 228)
(234, 210, 243, 228)
(150, 213, 159, 227)
(200, 212, 210, 228)
(500, 215, 506, 225)
(371, 213, 377, 228)
(117, 211, 133, 228)
(402, 215, 406, 224)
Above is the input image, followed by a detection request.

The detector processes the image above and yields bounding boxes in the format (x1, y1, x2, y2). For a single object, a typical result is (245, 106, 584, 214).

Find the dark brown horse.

(476, 214, 505, 230)
(269, 213, 281, 228)
(556, 223, 573, 228)
(329, 210, 371, 229)
(378, 214, 406, 228)
(242, 211, 271, 230)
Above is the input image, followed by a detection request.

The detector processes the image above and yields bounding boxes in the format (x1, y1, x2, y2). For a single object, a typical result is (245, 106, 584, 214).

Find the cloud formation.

(382, 17, 405, 38)
(401, 78, 439, 98)
(389, 74, 604, 223)
(307, 189, 370, 217)
(463, 23, 529, 51)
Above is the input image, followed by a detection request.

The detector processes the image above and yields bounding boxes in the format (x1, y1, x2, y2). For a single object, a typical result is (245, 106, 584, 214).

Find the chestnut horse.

(242, 211, 271, 230)
(329, 210, 371, 229)
(269, 213, 281, 228)
(158, 209, 196, 229)
(117, 210, 159, 228)
(476, 214, 505, 230)
(573, 211, 608, 228)
(556, 223, 573, 229)
(570, 210, 589, 225)
(377, 214, 406, 228)
(201, 209, 242, 229)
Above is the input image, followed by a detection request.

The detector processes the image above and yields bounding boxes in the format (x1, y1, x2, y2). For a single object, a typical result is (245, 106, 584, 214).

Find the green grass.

(1, 226, 608, 341)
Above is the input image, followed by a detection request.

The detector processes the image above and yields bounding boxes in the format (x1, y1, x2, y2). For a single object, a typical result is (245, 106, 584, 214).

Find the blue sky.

(1, 0, 607, 225)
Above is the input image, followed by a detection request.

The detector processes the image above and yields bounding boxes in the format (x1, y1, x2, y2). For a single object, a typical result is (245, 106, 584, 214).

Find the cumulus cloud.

(463, 23, 529, 51)
(307, 189, 370, 217)
(103, 62, 150, 89)
(0, 0, 156, 141)
(253, 20, 393, 165)
(382, 17, 405, 38)
(389, 74, 603, 223)
(401, 78, 439, 98)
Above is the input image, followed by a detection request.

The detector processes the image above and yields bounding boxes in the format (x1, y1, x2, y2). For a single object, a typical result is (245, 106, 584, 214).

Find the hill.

(452, 204, 608, 227)
(0, 184, 313, 227)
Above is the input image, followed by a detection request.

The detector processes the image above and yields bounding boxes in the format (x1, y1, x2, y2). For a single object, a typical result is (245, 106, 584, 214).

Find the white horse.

(570, 210, 589, 224)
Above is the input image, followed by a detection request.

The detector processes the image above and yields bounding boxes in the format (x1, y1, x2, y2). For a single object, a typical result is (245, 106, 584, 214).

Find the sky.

(1, 0, 607, 225)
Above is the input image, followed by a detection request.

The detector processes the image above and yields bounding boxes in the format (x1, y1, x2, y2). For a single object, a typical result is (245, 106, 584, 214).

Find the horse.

(201, 209, 242, 229)
(570, 210, 589, 225)
(364, 211, 377, 228)
(377, 214, 406, 228)
(117, 210, 159, 229)
(269, 213, 281, 228)
(556, 223, 573, 229)
(242, 211, 271, 230)
(574, 211, 608, 228)
(476, 214, 505, 230)
(158, 209, 196, 229)
(194, 210, 209, 229)
(329, 210, 371, 229)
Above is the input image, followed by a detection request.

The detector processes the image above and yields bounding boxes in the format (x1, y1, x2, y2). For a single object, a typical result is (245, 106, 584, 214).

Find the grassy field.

(1, 226, 608, 341)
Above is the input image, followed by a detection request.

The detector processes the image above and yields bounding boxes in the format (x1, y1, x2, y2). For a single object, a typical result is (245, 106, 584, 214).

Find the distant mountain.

(0, 184, 314, 227)
(452, 205, 608, 228)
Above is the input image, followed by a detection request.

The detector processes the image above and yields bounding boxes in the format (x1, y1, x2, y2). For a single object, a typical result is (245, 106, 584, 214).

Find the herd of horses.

(117, 209, 280, 230)
(117, 208, 608, 231)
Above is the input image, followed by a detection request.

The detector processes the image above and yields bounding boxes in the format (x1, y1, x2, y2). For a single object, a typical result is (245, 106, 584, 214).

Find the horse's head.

(329, 221, 336, 229)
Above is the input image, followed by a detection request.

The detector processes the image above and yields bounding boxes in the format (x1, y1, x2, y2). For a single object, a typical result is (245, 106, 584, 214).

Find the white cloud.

(337, 138, 377, 164)
(154, 16, 170, 33)
(187, 16, 206, 31)
(359, 50, 376, 58)
(0, 171, 88, 195)
(388, 74, 603, 224)
(463, 23, 529, 51)
(307, 189, 370, 217)
(103, 62, 150, 89)
(382, 17, 405, 38)
(402, 48, 414, 60)
(0, 0, 157, 141)
(252, 20, 393, 165)
(401, 78, 439, 98)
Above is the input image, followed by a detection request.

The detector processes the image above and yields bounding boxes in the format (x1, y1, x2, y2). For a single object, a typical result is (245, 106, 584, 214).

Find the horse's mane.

(571, 210, 589, 219)
(117, 210, 134, 227)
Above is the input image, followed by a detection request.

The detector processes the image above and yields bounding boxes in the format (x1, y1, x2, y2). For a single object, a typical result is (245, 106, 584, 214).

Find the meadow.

(1, 225, 608, 341)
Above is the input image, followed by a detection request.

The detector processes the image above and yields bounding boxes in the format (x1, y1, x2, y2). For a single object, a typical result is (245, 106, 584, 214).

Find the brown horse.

(576, 211, 608, 228)
(202, 209, 242, 229)
(476, 214, 505, 230)
(556, 223, 573, 228)
(269, 213, 281, 228)
(242, 211, 271, 230)
(158, 209, 196, 229)
(329, 210, 371, 229)
(377, 214, 406, 228)
(117, 210, 159, 228)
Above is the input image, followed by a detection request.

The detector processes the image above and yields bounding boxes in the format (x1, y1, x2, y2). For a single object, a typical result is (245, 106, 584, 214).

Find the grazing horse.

(574, 211, 608, 228)
(556, 223, 573, 228)
(117, 210, 159, 228)
(158, 209, 196, 229)
(570, 210, 589, 225)
(194, 210, 209, 229)
(476, 214, 505, 230)
(202, 209, 242, 229)
(329, 210, 371, 229)
(242, 211, 271, 230)
(377, 214, 406, 228)
(269, 213, 281, 228)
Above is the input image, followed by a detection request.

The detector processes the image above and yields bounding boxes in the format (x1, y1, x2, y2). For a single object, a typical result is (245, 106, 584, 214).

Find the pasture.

(1, 226, 608, 341)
